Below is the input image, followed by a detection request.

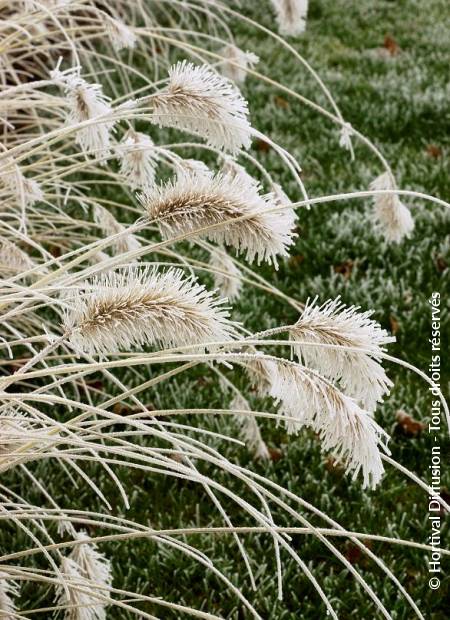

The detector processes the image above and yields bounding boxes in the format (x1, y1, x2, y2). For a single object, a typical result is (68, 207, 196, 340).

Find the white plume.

(0, 238, 36, 278)
(231, 395, 270, 461)
(370, 172, 414, 242)
(106, 16, 136, 51)
(116, 130, 158, 192)
(51, 67, 115, 158)
(63, 267, 238, 355)
(290, 297, 395, 411)
(92, 204, 140, 255)
(269, 361, 390, 488)
(219, 45, 259, 84)
(271, 0, 308, 36)
(0, 157, 43, 207)
(56, 531, 112, 619)
(209, 250, 243, 301)
(140, 170, 297, 266)
(152, 61, 252, 154)
(0, 572, 19, 620)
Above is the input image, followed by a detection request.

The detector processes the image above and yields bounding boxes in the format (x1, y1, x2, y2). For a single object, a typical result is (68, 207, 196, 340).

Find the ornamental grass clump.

(0, 0, 447, 618)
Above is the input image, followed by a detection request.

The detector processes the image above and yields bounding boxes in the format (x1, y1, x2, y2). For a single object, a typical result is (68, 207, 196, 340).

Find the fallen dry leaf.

(435, 256, 448, 273)
(426, 144, 443, 159)
(113, 403, 155, 416)
(389, 315, 399, 335)
(344, 540, 372, 565)
(274, 95, 289, 110)
(439, 489, 450, 515)
(254, 138, 271, 153)
(169, 452, 184, 463)
(383, 35, 400, 56)
(288, 254, 305, 268)
(334, 259, 354, 279)
(49, 245, 62, 258)
(395, 409, 425, 437)
(85, 379, 104, 391)
(325, 455, 345, 475)
(268, 447, 283, 462)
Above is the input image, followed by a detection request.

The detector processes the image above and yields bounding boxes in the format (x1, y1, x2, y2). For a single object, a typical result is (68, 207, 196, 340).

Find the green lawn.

(6, 1, 450, 618)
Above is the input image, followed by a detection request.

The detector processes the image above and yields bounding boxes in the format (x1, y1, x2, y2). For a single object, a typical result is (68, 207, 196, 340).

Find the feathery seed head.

(339, 122, 354, 153)
(271, 0, 308, 36)
(370, 172, 414, 242)
(0, 238, 36, 278)
(220, 45, 259, 84)
(70, 532, 112, 591)
(244, 352, 278, 398)
(0, 572, 19, 620)
(175, 158, 213, 181)
(57, 554, 110, 620)
(0, 157, 43, 207)
(140, 170, 297, 266)
(92, 204, 140, 255)
(152, 61, 252, 154)
(0, 410, 59, 473)
(106, 17, 136, 51)
(63, 266, 237, 355)
(221, 156, 258, 188)
(290, 297, 395, 411)
(116, 131, 158, 192)
(209, 250, 243, 301)
(51, 67, 115, 158)
(231, 395, 270, 461)
(269, 360, 390, 488)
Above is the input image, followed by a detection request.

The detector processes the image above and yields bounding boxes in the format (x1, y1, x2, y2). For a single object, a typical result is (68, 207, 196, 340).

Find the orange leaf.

(254, 138, 271, 153)
(274, 95, 289, 110)
(389, 315, 399, 335)
(395, 409, 425, 437)
(288, 254, 305, 268)
(426, 144, 443, 159)
(435, 256, 448, 273)
(268, 447, 283, 462)
(334, 260, 354, 279)
(383, 35, 400, 56)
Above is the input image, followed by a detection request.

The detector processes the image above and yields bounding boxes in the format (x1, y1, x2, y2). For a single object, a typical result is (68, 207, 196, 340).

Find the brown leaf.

(85, 379, 104, 391)
(333, 260, 354, 279)
(344, 541, 372, 565)
(254, 138, 271, 153)
(426, 144, 443, 159)
(345, 544, 363, 565)
(49, 245, 62, 258)
(113, 403, 132, 416)
(288, 254, 305, 268)
(268, 447, 283, 462)
(389, 315, 399, 335)
(383, 35, 400, 56)
(196, 376, 211, 387)
(113, 402, 155, 416)
(395, 409, 425, 437)
(435, 256, 448, 273)
(274, 95, 289, 110)
(325, 455, 345, 476)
